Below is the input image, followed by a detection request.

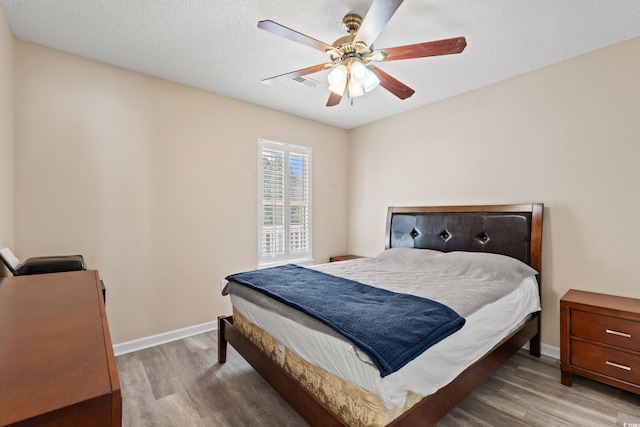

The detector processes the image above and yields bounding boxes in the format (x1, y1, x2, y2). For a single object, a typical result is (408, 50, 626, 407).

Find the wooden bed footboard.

(218, 312, 540, 427)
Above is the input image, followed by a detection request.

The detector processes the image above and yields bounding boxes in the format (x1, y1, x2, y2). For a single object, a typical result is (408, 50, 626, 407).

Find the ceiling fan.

(258, 0, 467, 107)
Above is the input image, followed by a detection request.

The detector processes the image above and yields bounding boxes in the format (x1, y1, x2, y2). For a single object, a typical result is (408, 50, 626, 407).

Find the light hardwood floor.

(116, 331, 640, 426)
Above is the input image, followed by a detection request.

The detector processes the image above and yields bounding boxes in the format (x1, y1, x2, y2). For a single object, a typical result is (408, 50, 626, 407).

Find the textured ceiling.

(1, 0, 639, 129)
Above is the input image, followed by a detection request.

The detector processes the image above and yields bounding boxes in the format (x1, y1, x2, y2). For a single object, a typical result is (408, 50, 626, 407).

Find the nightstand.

(329, 255, 364, 262)
(560, 289, 640, 394)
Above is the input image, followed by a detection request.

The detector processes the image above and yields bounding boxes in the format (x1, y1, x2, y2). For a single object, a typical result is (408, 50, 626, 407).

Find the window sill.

(257, 258, 314, 269)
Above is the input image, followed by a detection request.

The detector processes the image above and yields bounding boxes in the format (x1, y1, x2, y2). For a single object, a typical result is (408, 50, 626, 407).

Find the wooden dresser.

(560, 289, 640, 394)
(0, 270, 121, 426)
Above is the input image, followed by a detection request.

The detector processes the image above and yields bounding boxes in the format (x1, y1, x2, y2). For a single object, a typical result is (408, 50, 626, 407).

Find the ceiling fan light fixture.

(350, 61, 380, 94)
(348, 79, 365, 98)
(328, 64, 348, 95)
(362, 74, 380, 93)
(362, 68, 380, 93)
(350, 61, 367, 80)
(329, 61, 379, 98)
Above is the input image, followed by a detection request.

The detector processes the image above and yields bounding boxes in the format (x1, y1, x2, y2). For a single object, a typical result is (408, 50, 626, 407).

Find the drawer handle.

(606, 361, 631, 371)
(606, 329, 631, 338)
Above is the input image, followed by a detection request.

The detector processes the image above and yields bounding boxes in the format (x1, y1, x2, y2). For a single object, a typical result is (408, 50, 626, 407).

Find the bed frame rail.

(218, 315, 348, 426)
(218, 313, 539, 426)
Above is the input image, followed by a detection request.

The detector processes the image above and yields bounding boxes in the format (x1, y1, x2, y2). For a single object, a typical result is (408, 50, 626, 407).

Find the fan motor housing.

(331, 14, 371, 63)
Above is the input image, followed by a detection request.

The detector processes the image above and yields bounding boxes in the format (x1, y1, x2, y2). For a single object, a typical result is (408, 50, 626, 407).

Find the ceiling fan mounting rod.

(342, 14, 362, 34)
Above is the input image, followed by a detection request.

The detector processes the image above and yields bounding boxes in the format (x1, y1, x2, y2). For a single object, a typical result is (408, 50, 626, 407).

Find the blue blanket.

(226, 264, 465, 377)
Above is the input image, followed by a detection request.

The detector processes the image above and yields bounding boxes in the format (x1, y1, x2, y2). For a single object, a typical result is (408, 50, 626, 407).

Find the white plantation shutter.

(258, 139, 312, 266)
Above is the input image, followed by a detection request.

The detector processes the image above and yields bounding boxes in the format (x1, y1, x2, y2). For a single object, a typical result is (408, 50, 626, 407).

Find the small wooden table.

(0, 270, 121, 426)
(560, 289, 640, 394)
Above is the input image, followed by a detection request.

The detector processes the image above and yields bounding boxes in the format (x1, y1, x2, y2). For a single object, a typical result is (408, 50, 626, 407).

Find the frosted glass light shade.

(349, 62, 380, 94)
(351, 61, 367, 81)
(361, 68, 380, 92)
(348, 79, 365, 97)
(328, 65, 348, 95)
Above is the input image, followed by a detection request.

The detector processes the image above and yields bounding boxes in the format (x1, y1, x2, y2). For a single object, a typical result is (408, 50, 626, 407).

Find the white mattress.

(231, 275, 540, 409)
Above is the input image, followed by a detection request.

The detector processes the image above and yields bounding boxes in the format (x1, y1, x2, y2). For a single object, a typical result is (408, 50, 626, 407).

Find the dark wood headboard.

(385, 204, 543, 277)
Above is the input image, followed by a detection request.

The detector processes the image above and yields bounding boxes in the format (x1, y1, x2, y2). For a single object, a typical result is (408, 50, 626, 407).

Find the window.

(258, 139, 312, 266)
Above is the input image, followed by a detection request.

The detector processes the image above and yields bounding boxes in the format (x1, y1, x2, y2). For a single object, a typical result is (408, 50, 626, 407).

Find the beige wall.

(0, 8, 13, 277)
(14, 41, 349, 343)
(11, 28, 640, 350)
(348, 37, 640, 349)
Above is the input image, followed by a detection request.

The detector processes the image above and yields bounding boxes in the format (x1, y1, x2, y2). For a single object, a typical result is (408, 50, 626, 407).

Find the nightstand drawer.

(571, 340, 639, 385)
(572, 310, 640, 352)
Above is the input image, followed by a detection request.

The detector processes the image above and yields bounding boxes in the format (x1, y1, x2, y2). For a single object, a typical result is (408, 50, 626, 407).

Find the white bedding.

(231, 274, 540, 409)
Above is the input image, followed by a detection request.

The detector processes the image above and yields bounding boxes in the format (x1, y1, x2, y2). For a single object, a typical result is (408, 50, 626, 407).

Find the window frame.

(258, 138, 312, 267)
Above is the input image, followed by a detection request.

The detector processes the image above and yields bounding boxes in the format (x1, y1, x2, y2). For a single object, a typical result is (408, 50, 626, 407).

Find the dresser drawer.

(571, 340, 639, 385)
(571, 310, 640, 352)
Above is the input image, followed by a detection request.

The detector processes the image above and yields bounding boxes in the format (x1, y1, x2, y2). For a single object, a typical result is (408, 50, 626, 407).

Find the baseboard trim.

(113, 321, 217, 356)
(523, 342, 560, 360)
(540, 343, 560, 360)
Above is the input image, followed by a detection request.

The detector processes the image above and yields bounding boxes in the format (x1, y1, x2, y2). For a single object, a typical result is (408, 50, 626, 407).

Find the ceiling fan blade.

(262, 63, 333, 85)
(258, 20, 334, 53)
(355, 0, 404, 46)
(326, 92, 342, 107)
(381, 37, 467, 61)
(368, 65, 414, 100)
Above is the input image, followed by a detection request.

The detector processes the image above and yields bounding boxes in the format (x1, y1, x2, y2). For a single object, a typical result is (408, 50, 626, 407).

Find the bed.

(218, 203, 543, 426)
